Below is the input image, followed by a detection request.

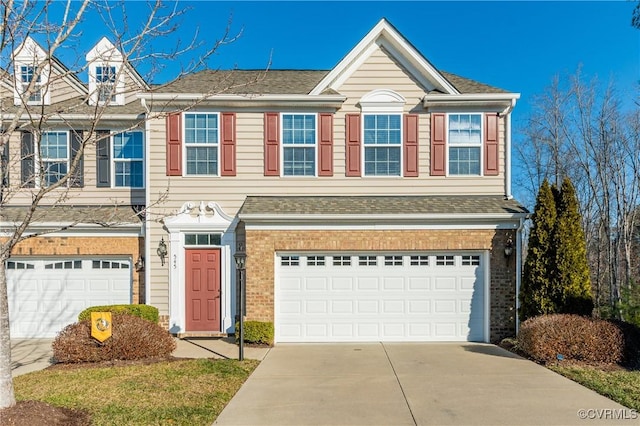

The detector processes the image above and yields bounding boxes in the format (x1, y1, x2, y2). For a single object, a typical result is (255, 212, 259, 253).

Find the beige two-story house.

(141, 19, 527, 343)
(1, 37, 148, 338)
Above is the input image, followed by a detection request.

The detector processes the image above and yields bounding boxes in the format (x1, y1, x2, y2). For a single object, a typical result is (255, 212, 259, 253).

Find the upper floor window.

(40, 131, 69, 186)
(113, 131, 143, 188)
(282, 114, 316, 176)
(96, 66, 116, 103)
(20, 65, 42, 104)
(363, 114, 401, 176)
(184, 113, 218, 176)
(448, 113, 481, 176)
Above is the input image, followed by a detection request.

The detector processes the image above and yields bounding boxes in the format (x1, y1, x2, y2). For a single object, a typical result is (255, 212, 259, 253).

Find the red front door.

(185, 249, 221, 332)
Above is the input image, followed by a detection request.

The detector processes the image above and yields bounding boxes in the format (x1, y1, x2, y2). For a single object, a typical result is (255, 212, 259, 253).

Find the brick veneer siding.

(7, 236, 145, 304)
(244, 228, 516, 343)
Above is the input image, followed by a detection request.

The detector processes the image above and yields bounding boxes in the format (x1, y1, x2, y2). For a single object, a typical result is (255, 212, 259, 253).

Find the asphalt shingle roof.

(152, 68, 509, 96)
(238, 196, 528, 217)
(0, 205, 144, 226)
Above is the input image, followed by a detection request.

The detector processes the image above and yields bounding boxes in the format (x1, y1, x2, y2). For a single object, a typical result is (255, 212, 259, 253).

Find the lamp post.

(233, 242, 246, 361)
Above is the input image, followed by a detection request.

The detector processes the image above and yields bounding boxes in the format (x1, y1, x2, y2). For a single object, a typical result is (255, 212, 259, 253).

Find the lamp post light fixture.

(234, 242, 247, 361)
(157, 237, 168, 266)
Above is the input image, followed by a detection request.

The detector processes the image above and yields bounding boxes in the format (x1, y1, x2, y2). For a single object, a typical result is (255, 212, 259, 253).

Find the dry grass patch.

(13, 358, 259, 425)
(550, 365, 640, 411)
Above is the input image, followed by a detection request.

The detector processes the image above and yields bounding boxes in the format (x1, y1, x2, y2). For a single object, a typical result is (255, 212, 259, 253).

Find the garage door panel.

(357, 277, 379, 290)
(332, 300, 353, 314)
(332, 277, 353, 291)
(383, 277, 404, 290)
(7, 258, 131, 338)
(277, 253, 486, 343)
(306, 277, 328, 291)
(408, 277, 430, 290)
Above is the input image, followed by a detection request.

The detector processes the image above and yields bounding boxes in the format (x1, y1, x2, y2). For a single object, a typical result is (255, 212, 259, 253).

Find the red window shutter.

(345, 114, 361, 177)
(403, 114, 419, 177)
(484, 113, 499, 176)
(318, 113, 334, 176)
(430, 113, 446, 176)
(264, 112, 280, 176)
(166, 113, 182, 176)
(221, 112, 236, 176)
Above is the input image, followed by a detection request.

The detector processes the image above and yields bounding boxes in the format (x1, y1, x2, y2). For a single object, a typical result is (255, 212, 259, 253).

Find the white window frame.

(20, 65, 42, 104)
(89, 63, 125, 106)
(96, 65, 117, 103)
(15, 64, 49, 106)
(37, 130, 69, 188)
(112, 130, 144, 189)
(280, 113, 317, 177)
(362, 113, 403, 177)
(182, 112, 220, 177)
(447, 113, 483, 177)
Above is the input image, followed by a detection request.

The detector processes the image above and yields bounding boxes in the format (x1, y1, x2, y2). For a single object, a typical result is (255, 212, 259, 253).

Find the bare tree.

(517, 69, 640, 319)
(0, 0, 254, 409)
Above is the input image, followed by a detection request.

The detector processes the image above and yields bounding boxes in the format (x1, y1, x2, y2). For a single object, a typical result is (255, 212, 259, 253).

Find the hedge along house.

(141, 19, 527, 343)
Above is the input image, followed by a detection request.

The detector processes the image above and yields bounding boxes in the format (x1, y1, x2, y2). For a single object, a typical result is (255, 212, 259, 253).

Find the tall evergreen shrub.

(520, 179, 557, 321)
(553, 177, 594, 315)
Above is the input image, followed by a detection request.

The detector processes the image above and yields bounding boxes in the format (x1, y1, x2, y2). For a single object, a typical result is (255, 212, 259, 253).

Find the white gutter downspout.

(503, 98, 517, 200)
(143, 101, 152, 306)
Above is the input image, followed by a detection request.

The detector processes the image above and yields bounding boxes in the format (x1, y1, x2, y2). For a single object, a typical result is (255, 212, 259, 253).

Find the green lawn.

(13, 358, 259, 425)
(550, 365, 640, 411)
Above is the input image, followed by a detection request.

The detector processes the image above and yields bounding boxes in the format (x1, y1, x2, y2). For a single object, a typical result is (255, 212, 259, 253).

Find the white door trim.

(164, 201, 235, 334)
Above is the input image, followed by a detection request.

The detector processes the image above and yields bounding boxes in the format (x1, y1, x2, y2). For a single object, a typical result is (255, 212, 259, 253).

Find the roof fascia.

(138, 93, 346, 109)
(239, 212, 528, 225)
(423, 93, 520, 110)
(309, 18, 459, 96)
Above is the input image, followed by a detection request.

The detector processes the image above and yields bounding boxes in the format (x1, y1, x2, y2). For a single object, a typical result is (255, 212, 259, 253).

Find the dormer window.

(20, 65, 42, 104)
(96, 65, 116, 103)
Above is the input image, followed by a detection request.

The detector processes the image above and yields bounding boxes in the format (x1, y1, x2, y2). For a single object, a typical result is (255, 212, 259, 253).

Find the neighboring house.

(140, 19, 527, 343)
(1, 37, 147, 338)
(3, 19, 527, 343)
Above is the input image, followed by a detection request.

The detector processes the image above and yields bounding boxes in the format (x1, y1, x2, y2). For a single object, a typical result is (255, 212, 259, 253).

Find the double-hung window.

(282, 114, 316, 176)
(96, 66, 116, 103)
(363, 114, 401, 176)
(448, 113, 482, 175)
(113, 131, 144, 188)
(184, 113, 219, 176)
(20, 66, 42, 103)
(40, 131, 68, 186)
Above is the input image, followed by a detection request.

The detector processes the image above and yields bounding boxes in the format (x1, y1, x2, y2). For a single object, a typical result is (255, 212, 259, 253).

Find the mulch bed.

(0, 400, 91, 426)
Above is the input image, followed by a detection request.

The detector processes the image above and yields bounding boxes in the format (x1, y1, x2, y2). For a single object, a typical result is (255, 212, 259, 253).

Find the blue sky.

(69, 1, 640, 201)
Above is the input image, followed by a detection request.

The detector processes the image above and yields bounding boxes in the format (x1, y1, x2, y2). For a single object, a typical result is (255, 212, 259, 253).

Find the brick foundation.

(244, 228, 517, 342)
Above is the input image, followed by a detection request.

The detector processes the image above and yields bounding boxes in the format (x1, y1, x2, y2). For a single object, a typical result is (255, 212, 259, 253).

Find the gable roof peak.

(309, 18, 459, 96)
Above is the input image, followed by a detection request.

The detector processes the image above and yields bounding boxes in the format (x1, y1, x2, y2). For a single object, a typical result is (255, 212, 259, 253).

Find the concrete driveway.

(214, 343, 637, 426)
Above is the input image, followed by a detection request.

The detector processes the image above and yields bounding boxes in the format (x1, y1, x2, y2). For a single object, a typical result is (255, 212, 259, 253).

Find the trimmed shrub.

(53, 313, 176, 363)
(235, 321, 274, 346)
(78, 304, 159, 323)
(517, 314, 623, 365)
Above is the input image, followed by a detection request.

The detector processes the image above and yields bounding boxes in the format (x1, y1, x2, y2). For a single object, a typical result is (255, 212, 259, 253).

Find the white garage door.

(276, 253, 486, 343)
(7, 258, 132, 338)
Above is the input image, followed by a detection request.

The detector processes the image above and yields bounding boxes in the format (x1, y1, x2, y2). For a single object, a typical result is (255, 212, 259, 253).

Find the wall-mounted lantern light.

(135, 255, 145, 272)
(504, 237, 514, 257)
(157, 237, 168, 266)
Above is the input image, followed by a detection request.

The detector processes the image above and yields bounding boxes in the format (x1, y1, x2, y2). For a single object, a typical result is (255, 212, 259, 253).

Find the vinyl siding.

(5, 128, 145, 205)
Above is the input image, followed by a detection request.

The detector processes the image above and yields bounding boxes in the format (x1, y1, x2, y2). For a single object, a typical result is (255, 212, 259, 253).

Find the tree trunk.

(0, 257, 16, 409)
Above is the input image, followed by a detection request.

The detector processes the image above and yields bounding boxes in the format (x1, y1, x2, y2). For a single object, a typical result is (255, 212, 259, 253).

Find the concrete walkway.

(214, 343, 638, 426)
(10, 337, 269, 377)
